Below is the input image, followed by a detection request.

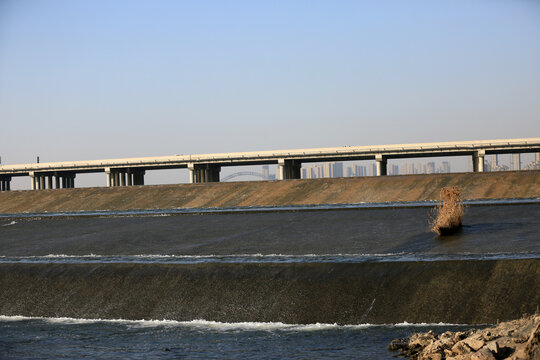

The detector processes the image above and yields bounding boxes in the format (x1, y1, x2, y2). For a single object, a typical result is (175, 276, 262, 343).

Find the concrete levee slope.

(0, 171, 539, 213)
(0, 260, 538, 324)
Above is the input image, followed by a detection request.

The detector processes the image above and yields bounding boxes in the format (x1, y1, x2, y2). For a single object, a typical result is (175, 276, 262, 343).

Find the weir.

(0, 260, 538, 324)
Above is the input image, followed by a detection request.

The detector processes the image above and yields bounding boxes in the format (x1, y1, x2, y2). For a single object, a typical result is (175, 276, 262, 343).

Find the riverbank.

(389, 314, 540, 359)
(0, 171, 539, 213)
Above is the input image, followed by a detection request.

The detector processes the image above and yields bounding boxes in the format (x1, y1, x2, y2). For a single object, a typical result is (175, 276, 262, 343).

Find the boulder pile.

(388, 314, 540, 360)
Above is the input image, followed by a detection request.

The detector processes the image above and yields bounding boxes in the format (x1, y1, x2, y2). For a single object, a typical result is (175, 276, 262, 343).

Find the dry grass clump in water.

(430, 186, 464, 236)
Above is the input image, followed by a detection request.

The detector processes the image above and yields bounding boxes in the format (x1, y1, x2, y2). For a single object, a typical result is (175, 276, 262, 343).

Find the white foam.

(0, 315, 467, 330)
(27, 253, 405, 259)
(2, 221, 17, 227)
(43, 254, 100, 258)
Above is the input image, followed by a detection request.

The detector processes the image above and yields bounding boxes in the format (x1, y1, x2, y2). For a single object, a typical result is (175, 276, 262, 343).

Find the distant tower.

(441, 161, 451, 173)
(333, 162, 343, 178)
(262, 165, 269, 180)
(512, 154, 521, 171)
(324, 163, 333, 178)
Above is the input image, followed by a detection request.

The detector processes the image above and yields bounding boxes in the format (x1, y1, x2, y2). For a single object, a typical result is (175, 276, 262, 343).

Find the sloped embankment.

(0, 171, 539, 213)
(0, 259, 538, 324)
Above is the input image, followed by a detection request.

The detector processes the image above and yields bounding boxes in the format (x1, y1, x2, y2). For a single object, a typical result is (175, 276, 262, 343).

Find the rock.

(485, 340, 499, 355)
(388, 315, 540, 360)
(451, 341, 473, 355)
(418, 353, 442, 360)
(523, 321, 540, 359)
(471, 348, 496, 360)
(463, 337, 485, 351)
(508, 348, 529, 360)
(410, 330, 436, 348)
(446, 355, 468, 360)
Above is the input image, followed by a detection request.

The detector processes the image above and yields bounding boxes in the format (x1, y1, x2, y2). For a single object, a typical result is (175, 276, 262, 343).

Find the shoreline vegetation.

(431, 186, 464, 236)
(389, 314, 540, 360)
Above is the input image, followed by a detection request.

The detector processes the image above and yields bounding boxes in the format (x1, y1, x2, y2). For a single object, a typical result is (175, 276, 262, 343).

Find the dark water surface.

(1, 201, 538, 359)
(1, 202, 539, 257)
(0, 317, 480, 360)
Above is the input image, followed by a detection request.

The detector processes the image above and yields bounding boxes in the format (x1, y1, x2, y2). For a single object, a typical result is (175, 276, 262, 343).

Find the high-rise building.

(333, 162, 343, 178)
(512, 154, 521, 171)
(262, 165, 270, 180)
(354, 165, 366, 177)
(323, 163, 333, 178)
(441, 161, 451, 173)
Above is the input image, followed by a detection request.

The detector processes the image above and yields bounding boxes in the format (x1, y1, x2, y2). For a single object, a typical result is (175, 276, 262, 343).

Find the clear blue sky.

(1, 0, 539, 185)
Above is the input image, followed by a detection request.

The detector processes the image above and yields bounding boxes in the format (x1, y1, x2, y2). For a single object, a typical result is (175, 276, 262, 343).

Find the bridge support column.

(472, 150, 485, 172)
(108, 168, 144, 186)
(132, 170, 145, 185)
(60, 173, 75, 188)
(536, 153, 540, 163)
(39, 175, 45, 190)
(105, 168, 112, 187)
(375, 154, 387, 176)
(47, 176, 53, 190)
(513, 153, 521, 171)
(0, 176, 10, 191)
(29, 172, 36, 190)
(55, 174, 61, 189)
(188, 164, 220, 183)
(278, 159, 301, 180)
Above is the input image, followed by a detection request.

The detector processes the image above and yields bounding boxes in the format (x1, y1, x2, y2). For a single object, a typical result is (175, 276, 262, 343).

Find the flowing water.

(0, 200, 538, 359)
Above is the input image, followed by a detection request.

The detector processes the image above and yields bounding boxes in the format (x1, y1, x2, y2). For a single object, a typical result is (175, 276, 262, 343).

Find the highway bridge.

(0, 138, 539, 191)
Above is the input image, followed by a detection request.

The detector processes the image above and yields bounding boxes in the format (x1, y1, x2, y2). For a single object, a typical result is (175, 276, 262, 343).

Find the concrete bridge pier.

(132, 170, 145, 185)
(30, 172, 36, 190)
(106, 168, 145, 187)
(30, 173, 45, 190)
(472, 150, 485, 172)
(105, 168, 112, 187)
(189, 164, 221, 183)
(0, 176, 11, 191)
(278, 159, 301, 180)
(375, 154, 387, 176)
(61, 173, 75, 188)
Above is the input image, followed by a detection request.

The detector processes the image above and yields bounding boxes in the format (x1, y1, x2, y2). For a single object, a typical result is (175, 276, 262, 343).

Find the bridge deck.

(0, 138, 539, 189)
